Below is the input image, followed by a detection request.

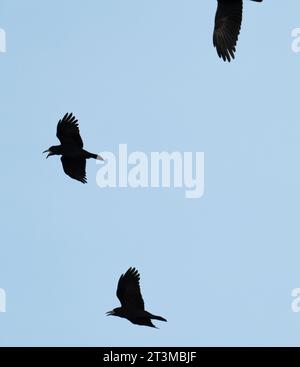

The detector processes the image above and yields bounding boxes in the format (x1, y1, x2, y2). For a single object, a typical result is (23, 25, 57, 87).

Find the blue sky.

(1, 0, 300, 346)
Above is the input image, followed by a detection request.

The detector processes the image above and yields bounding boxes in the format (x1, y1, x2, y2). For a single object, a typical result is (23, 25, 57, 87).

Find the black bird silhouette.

(43, 113, 103, 183)
(213, 0, 263, 62)
(106, 267, 167, 328)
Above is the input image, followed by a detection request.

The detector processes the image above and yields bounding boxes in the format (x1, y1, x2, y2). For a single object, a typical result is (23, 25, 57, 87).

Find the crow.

(43, 113, 103, 183)
(106, 267, 167, 328)
(213, 0, 263, 62)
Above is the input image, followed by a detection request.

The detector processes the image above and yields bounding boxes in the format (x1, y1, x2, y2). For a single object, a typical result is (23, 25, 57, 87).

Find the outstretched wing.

(213, 0, 243, 62)
(56, 113, 84, 148)
(117, 268, 145, 310)
(60, 156, 87, 183)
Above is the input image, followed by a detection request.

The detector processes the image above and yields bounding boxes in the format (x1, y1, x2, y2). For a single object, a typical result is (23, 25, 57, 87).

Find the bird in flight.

(106, 267, 167, 328)
(213, 0, 263, 62)
(43, 113, 103, 183)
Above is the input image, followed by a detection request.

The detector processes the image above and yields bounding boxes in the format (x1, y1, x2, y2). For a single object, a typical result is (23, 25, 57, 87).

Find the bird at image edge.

(43, 113, 103, 183)
(106, 268, 167, 328)
(213, 0, 263, 62)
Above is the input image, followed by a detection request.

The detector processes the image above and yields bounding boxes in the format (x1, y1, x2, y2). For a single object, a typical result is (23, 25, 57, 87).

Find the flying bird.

(106, 267, 167, 328)
(43, 113, 103, 183)
(213, 0, 263, 62)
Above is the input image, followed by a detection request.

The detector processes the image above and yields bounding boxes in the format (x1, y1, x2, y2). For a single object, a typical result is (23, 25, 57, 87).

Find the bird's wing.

(60, 156, 87, 183)
(213, 0, 243, 62)
(117, 268, 145, 310)
(56, 113, 84, 148)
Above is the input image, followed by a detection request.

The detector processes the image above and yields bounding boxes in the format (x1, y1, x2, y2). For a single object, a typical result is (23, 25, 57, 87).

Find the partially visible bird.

(213, 0, 263, 62)
(43, 113, 103, 183)
(106, 267, 167, 328)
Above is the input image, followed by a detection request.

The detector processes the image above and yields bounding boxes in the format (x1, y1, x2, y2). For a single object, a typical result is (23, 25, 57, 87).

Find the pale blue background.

(0, 0, 300, 346)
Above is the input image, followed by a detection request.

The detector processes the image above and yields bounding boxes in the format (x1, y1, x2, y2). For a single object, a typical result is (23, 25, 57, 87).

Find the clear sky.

(1, 0, 300, 346)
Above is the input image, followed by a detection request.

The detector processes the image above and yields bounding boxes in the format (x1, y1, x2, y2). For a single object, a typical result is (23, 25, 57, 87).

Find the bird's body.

(112, 308, 166, 328)
(107, 268, 167, 328)
(213, 0, 263, 62)
(43, 113, 103, 183)
(48, 145, 96, 158)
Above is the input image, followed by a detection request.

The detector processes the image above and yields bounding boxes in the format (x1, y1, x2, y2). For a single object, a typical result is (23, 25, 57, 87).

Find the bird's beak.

(106, 310, 114, 316)
(43, 149, 52, 159)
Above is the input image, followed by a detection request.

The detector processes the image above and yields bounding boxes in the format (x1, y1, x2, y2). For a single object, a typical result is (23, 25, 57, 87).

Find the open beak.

(106, 310, 114, 316)
(43, 149, 52, 159)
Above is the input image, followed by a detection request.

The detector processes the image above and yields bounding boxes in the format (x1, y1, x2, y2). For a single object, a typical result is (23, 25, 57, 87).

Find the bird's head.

(106, 307, 122, 317)
(43, 145, 61, 158)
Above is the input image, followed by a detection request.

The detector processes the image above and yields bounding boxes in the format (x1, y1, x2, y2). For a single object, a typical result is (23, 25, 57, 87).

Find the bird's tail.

(86, 152, 104, 160)
(150, 314, 167, 322)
